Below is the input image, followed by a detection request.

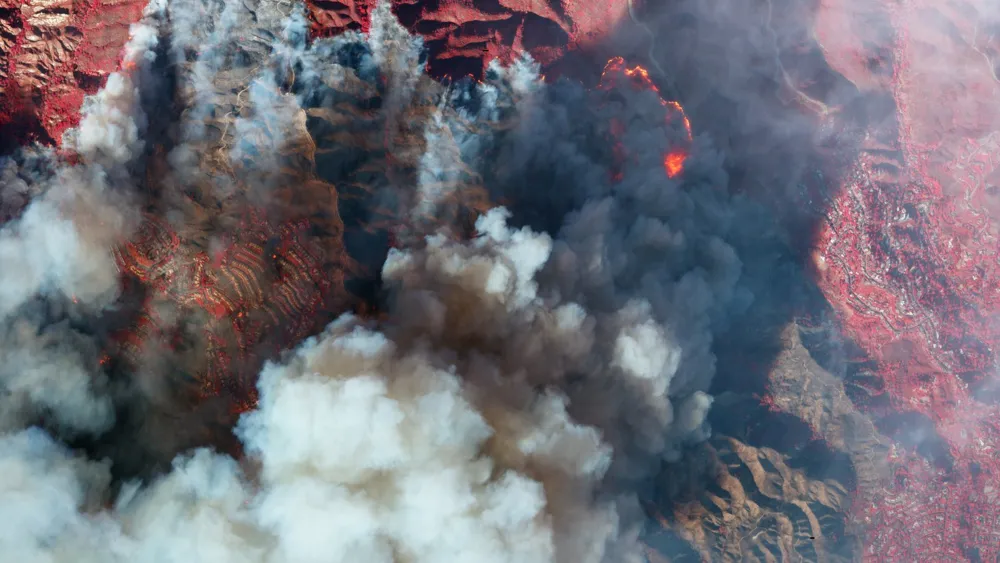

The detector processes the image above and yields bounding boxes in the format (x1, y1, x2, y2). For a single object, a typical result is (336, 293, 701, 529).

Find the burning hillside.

(0, 0, 767, 561)
(0, 0, 629, 147)
(2, 0, 1000, 561)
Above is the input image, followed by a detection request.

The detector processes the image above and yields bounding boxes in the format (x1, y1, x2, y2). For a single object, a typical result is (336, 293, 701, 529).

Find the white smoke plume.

(0, 2, 166, 438)
(0, 317, 114, 435)
(368, 0, 425, 125)
(1, 56, 153, 317)
(0, 193, 696, 560)
(0, 0, 759, 561)
(0, 0, 163, 318)
(0, 211, 646, 563)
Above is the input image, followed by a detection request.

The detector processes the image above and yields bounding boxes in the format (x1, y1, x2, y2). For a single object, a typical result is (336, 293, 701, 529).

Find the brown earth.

(5, 0, 1000, 561)
(0, 0, 630, 147)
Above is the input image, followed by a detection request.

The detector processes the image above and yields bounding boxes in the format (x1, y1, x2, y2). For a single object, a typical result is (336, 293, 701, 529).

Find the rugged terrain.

(3, 0, 1000, 561)
(812, 0, 1000, 559)
(0, 0, 628, 146)
(0, 0, 149, 147)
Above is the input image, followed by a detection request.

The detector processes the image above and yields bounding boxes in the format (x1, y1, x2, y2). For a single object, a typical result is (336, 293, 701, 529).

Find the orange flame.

(664, 151, 686, 178)
(598, 58, 693, 180)
(665, 100, 693, 142)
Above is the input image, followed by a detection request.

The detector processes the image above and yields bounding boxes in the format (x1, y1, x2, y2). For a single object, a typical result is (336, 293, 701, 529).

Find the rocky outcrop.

(644, 320, 890, 562)
(5, 0, 1000, 560)
(768, 323, 891, 496)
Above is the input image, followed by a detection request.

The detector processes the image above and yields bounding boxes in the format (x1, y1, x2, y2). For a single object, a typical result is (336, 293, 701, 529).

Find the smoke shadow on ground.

(288, 9, 875, 552)
(525, 0, 898, 556)
(0, 88, 55, 154)
(0, 1, 952, 558)
(607, 1, 977, 556)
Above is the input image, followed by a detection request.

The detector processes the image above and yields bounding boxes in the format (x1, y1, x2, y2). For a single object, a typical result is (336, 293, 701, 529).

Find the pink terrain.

(813, 0, 1000, 559)
(3, 0, 1000, 560)
(1, 0, 628, 146)
(0, 0, 148, 146)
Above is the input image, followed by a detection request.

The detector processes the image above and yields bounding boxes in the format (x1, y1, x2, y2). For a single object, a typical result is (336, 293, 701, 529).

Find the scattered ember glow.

(598, 57, 692, 180)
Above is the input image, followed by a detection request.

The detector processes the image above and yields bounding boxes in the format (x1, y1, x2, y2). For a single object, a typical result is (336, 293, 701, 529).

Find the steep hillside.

(3, 0, 1000, 561)
(0, 0, 630, 146)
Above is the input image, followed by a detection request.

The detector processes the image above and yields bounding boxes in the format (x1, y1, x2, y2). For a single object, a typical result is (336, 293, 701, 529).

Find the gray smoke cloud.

(0, 1, 166, 437)
(468, 53, 753, 476)
(267, 3, 746, 475)
(0, 0, 766, 561)
(1, 34, 156, 318)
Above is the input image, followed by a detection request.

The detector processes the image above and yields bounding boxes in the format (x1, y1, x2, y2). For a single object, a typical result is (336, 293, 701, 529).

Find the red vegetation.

(306, 0, 629, 77)
(812, 0, 1000, 558)
(0, 0, 148, 146)
(1, 0, 631, 146)
(113, 210, 332, 414)
(5, 0, 1000, 557)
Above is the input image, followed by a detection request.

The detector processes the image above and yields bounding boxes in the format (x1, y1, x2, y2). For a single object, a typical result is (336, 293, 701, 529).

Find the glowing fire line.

(598, 57, 693, 179)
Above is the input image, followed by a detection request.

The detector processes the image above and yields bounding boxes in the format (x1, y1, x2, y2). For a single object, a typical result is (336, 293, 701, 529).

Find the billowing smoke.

(0, 0, 167, 437)
(0, 6, 159, 318)
(0, 0, 762, 560)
